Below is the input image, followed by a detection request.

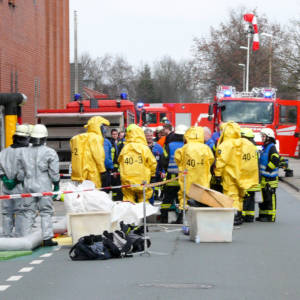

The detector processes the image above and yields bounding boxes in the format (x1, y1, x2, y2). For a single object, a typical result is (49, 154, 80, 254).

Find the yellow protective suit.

(118, 125, 157, 203)
(175, 127, 214, 210)
(70, 116, 110, 188)
(214, 122, 259, 211)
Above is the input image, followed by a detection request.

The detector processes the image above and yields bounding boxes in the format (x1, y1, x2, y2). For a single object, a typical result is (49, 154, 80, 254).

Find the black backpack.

(119, 222, 151, 252)
(102, 230, 133, 258)
(69, 235, 111, 261)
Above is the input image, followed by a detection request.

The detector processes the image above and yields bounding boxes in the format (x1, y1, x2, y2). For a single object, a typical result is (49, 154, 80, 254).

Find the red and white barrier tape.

(0, 172, 187, 200)
(0, 184, 137, 200)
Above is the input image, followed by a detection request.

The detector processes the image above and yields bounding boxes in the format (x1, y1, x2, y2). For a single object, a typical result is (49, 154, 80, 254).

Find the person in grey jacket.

(17, 124, 60, 246)
(0, 124, 30, 237)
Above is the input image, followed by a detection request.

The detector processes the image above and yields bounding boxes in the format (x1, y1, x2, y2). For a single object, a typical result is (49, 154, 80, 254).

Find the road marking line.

(18, 267, 34, 273)
(30, 260, 44, 265)
(54, 246, 61, 251)
(0, 285, 10, 291)
(6, 276, 23, 282)
(40, 253, 52, 258)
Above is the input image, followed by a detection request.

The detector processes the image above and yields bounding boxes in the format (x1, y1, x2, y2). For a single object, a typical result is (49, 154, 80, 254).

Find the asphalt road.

(1, 183, 300, 300)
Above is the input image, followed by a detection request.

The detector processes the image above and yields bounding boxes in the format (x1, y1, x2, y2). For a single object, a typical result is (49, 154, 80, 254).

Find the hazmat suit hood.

(125, 125, 147, 146)
(184, 126, 204, 143)
(219, 122, 241, 144)
(84, 116, 110, 135)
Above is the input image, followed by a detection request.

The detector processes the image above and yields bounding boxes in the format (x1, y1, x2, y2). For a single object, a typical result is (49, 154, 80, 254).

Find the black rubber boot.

(243, 215, 254, 223)
(160, 210, 168, 223)
(172, 211, 183, 224)
(255, 216, 274, 222)
(43, 239, 58, 247)
(234, 211, 243, 226)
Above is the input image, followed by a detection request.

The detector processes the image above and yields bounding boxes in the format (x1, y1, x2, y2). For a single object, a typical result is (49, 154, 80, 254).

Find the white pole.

(246, 33, 251, 92)
(143, 181, 148, 254)
(243, 66, 246, 92)
(183, 170, 187, 225)
(238, 64, 246, 91)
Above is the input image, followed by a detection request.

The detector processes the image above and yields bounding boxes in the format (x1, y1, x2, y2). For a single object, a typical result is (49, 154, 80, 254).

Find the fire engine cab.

(137, 102, 212, 130)
(208, 86, 300, 157)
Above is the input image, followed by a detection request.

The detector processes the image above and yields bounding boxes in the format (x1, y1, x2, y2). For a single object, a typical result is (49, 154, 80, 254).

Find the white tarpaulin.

(63, 181, 159, 225)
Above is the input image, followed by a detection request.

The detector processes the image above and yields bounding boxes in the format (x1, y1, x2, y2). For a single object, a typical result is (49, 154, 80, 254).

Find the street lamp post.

(240, 24, 254, 93)
(261, 32, 273, 88)
(238, 63, 246, 91)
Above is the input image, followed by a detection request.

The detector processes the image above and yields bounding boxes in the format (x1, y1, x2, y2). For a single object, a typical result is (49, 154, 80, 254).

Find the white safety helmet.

(260, 128, 275, 139)
(175, 124, 188, 135)
(14, 124, 30, 137)
(31, 124, 48, 138)
(156, 126, 164, 132)
(27, 124, 34, 134)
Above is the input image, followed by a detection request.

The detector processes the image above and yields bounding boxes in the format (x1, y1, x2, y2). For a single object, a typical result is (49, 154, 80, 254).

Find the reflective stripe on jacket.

(167, 141, 183, 174)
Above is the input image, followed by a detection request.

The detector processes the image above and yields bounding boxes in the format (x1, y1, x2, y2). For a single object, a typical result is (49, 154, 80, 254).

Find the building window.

(279, 105, 297, 124)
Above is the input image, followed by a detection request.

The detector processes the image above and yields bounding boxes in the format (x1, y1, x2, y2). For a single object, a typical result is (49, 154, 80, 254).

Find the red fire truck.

(208, 86, 300, 157)
(38, 95, 214, 172)
(37, 86, 299, 172)
(37, 96, 136, 173)
(137, 102, 212, 130)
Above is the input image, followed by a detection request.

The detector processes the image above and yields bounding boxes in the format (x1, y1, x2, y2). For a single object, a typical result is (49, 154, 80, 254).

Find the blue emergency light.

(74, 93, 81, 101)
(137, 102, 144, 109)
(224, 90, 232, 97)
(263, 91, 272, 98)
(120, 92, 127, 100)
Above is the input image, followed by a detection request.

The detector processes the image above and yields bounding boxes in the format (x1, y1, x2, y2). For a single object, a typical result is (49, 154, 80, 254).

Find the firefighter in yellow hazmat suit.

(174, 126, 214, 223)
(118, 124, 157, 203)
(214, 122, 259, 225)
(70, 116, 110, 188)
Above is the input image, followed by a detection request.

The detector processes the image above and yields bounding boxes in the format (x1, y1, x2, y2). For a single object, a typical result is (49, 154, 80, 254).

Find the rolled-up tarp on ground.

(0, 216, 67, 251)
(0, 230, 43, 251)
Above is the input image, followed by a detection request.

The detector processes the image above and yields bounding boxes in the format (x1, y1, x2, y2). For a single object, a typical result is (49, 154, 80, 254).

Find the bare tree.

(79, 53, 135, 99)
(152, 56, 199, 102)
(192, 7, 287, 98)
(277, 19, 300, 99)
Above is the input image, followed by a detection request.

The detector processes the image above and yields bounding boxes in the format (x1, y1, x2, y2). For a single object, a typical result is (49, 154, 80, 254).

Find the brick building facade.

(0, 0, 70, 123)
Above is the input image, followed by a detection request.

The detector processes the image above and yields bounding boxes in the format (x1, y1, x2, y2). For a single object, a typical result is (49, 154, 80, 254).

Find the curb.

(279, 177, 300, 192)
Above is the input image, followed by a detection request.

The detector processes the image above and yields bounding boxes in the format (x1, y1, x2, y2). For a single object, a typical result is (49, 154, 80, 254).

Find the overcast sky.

(69, 0, 300, 66)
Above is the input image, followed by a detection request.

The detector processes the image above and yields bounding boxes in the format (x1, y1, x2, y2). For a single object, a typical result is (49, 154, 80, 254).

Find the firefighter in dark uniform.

(110, 129, 124, 200)
(160, 124, 187, 223)
(257, 128, 280, 222)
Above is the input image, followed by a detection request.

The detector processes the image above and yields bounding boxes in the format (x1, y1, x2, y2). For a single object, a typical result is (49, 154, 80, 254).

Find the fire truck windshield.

(221, 100, 274, 124)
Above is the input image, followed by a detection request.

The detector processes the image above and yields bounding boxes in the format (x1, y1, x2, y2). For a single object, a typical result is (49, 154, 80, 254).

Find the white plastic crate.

(68, 211, 111, 244)
(187, 207, 235, 242)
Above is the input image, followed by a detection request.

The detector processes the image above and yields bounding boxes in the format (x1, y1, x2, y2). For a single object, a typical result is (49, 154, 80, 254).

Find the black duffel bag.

(69, 234, 111, 261)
